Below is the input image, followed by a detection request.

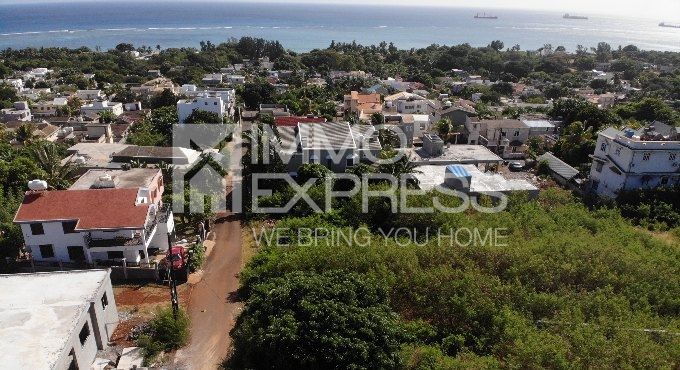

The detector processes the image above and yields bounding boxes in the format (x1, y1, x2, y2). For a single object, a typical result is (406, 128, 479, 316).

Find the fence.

(4, 258, 161, 282)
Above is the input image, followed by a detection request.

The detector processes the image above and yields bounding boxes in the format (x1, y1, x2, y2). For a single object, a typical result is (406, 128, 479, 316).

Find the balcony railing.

(85, 235, 143, 249)
(84, 205, 171, 249)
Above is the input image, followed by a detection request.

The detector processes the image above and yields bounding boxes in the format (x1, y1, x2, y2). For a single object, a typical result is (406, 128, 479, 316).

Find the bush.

(187, 243, 206, 272)
(226, 270, 402, 369)
(137, 306, 190, 364)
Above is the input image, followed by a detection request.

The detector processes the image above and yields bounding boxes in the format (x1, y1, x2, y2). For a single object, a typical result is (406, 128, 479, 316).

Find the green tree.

(227, 271, 401, 369)
(27, 141, 80, 190)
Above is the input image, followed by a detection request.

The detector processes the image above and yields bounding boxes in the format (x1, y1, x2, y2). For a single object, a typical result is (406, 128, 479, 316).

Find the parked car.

(508, 161, 524, 172)
(166, 246, 188, 280)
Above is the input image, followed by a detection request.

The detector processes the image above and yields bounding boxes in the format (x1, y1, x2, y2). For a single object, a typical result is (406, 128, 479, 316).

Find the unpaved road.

(174, 212, 243, 369)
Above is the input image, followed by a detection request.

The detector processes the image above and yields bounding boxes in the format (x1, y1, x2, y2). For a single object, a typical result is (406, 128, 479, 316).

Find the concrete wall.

(53, 271, 118, 370)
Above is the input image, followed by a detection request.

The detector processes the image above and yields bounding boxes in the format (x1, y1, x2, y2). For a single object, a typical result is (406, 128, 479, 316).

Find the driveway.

(174, 137, 244, 369)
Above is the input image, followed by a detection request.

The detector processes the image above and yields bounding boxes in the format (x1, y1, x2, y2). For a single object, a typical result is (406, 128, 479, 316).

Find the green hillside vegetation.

(227, 189, 680, 369)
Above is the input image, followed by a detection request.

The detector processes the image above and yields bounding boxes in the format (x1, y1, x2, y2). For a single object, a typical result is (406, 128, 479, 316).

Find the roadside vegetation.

(227, 189, 680, 369)
(136, 306, 190, 365)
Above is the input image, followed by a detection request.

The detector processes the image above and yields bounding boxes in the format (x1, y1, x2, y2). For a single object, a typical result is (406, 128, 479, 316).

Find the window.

(600, 142, 606, 151)
(346, 158, 354, 167)
(101, 292, 109, 309)
(67, 246, 85, 261)
(107, 251, 124, 259)
(30, 223, 44, 235)
(79, 323, 90, 346)
(39, 244, 54, 258)
(595, 162, 603, 172)
(661, 176, 669, 185)
(670, 153, 677, 161)
(513, 131, 520, 137)
(139, 249, 146, 260)
(615, 147, 621, 156)
(642, 152, 651, 161)
(62, 221, 77, 234)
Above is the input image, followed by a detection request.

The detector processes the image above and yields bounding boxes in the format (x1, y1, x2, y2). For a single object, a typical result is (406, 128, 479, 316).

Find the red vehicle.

(166, 246, 188, 280)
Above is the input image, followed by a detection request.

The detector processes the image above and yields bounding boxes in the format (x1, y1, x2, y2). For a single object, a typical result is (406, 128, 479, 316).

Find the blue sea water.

(0, 1, 678, 52)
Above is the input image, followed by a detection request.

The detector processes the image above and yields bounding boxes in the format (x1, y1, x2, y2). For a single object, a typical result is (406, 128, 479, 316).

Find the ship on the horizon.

(563, 13, 588, 20)
(474, 13, 498, 20)
(659, 22, 680, 28)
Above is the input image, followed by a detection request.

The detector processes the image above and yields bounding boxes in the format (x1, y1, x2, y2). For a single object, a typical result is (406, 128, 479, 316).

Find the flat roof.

(522, 119, 556, 128)
(69, 168, 160, 190)
(65, 143, 131, 168)
(0, 270, 109, 370)
(415, 164, 538, 193)
(410, 144, 503, 165)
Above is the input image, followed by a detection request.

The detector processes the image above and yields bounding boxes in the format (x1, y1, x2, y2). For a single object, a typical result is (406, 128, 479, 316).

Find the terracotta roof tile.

(274, 116, 326, 127)
(14, 189, 149, 230)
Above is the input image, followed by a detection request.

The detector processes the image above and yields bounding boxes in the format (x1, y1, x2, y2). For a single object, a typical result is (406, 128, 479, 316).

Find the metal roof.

(446, 165, 471, 178)
(537, 152, 579, 181)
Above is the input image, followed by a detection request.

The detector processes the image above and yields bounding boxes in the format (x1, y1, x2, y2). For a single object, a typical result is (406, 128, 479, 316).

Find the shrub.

(187, 243, 206, 272)
(137, 306, 190, 364)
(226, 270, 401, 369)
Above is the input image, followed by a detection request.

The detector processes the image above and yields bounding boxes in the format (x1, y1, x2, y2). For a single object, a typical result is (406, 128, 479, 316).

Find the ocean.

(0, 1, 679, 52)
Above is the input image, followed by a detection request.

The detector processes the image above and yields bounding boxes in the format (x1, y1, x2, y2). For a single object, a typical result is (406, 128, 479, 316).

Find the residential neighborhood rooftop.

(0, 270, 109, 370)
(14, 188, 150, 230)
(69, 168, 161, 190)
(410, 144, 503, 165)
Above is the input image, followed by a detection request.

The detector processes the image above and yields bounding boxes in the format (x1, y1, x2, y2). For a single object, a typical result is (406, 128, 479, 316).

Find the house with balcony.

(344, 91, 382, 117)
(179, 85, 236, 118)
(464, 119, 531, 159)
(75, 89, 105, 101)
(177, 96, 227, 123)
(80, 100, 124, 118)
(33, 97, 69, 116)
(0, 101, 32, 123)
(384, 92, 438, 117)
(589, 123, 680, 197)
(14, 183, 174, 266)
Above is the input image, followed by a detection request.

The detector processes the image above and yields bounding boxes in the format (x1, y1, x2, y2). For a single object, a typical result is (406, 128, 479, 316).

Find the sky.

(0, 0, 676, 20)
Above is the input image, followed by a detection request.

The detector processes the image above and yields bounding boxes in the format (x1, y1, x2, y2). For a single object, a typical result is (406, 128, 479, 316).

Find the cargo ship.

(659, 22, 680, 28)
(474, 13, 498, 19)
(563, 13, 588, 20)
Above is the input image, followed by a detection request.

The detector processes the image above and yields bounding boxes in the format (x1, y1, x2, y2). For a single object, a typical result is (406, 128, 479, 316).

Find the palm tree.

(15, 123, 37, 144)
(377, 149, 421, 177)
(27, 142, 81, 189)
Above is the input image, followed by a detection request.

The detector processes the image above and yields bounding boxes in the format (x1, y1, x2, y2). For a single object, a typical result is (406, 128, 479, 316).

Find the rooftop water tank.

(28, 179, 48, 191)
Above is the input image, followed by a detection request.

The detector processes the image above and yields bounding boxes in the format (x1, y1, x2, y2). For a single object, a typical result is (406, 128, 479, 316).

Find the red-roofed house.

(343, 91, 382, 116)
(274, 116, 327, 127)
(14, 187, 174, 265)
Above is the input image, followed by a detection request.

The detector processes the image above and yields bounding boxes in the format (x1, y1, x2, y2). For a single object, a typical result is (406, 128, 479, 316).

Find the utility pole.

(167, 232, 179, 320)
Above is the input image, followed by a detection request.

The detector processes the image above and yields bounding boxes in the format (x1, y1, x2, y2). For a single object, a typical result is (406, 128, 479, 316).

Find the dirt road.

(174, 213, 243, 369)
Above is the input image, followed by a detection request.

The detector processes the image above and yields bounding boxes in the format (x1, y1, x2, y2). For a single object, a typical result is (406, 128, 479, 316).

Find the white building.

(19, 88, 52, 101)
(384, 92, 438, 116)
(590, 123, 680, 197)
(23, 67, 53, 80)
(14, 179, 174, 265)
(224, 74, 246, 85)
(75, 89, 105, 101)
(177, 96, 226, 123)
(80, 100, 124, 117)
(0, 101, 32, 122)
(1, 78, 24, 91)
(0, 269, 119, 370)
(33, 97, 69, 116)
